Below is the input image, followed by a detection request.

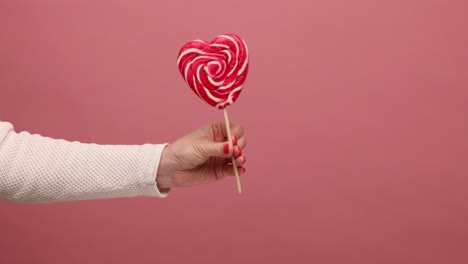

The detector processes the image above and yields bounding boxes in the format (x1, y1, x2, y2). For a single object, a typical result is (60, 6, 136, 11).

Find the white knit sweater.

(0, 121, 169, 203)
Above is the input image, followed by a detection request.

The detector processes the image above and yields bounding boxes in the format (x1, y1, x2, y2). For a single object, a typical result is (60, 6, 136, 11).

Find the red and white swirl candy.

(177, 34, 249, 109)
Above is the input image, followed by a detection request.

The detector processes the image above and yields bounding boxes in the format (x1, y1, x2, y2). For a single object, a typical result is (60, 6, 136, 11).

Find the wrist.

(156, 145, 174, 191)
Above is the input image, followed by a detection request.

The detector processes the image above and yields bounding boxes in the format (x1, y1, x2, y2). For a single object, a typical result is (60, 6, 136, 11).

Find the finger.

(230, 124, 244, 142)
(222, 164, 246, 177)
(233, 145, 243, 158)
(210, 122, 244, 142)
(202, 142, 233, 158)
(236, 136, 247, 149)
(235, 155, 246, 166)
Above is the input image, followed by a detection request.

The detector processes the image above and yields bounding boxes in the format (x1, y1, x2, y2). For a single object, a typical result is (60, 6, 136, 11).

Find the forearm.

(0, 121, 169, 204)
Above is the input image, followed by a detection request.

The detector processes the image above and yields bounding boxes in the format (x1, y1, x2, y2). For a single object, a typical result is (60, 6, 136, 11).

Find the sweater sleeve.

(0, 121, 170, 204)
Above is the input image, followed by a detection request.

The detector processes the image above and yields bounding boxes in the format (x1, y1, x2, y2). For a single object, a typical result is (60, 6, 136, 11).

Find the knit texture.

(0, 121, 169, 203)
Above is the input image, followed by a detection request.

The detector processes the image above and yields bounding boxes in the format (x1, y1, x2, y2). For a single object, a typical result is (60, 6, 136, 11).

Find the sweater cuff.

(145, 143, 170, 198)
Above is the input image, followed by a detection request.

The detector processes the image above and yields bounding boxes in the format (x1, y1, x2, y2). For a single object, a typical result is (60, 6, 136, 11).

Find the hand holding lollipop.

(177, 34, 249, 193)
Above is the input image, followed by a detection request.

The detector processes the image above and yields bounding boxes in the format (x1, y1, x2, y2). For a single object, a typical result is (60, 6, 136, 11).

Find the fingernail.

(242, 167, 246, 173)
(223, 143, 230, 154)
(237, 147, 243, 157)
(233, 136, 238, 146)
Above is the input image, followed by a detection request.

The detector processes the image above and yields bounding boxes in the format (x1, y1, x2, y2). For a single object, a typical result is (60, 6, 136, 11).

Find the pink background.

(1, 0, 467, 263)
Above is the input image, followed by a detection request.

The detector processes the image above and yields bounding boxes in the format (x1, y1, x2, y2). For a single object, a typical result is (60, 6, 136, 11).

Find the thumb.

(202, 141, 232, 158)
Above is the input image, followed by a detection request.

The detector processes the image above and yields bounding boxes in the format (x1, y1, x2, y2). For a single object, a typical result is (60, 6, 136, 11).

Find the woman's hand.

(155, 122, 247, 191)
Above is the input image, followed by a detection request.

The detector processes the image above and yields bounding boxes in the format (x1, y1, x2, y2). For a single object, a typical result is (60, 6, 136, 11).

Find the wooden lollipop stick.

(223, 107, 242, 193)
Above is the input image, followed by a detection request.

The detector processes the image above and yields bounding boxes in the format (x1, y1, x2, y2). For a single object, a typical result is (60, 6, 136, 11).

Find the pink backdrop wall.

(1, 0, 467, 263)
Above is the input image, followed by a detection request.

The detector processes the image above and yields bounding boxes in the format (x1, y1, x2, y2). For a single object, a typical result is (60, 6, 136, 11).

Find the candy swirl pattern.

(177, 34, 249, 109)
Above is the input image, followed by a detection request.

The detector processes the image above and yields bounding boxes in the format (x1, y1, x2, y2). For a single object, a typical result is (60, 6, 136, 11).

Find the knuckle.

(236, 125, 244, 137)
(242, 138, 247, 148)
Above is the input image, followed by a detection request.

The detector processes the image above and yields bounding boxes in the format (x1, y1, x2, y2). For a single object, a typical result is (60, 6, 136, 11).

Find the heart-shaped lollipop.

(177, 34, 249, 193)
(177, 34, 249, 109)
